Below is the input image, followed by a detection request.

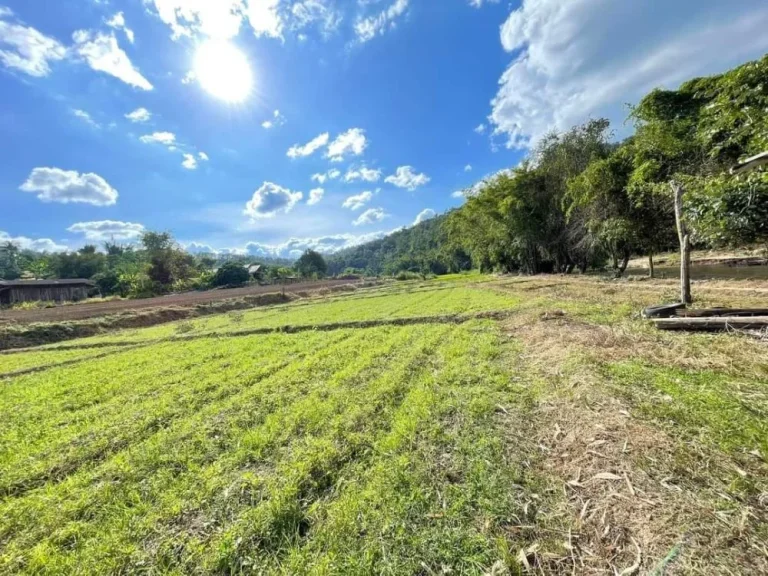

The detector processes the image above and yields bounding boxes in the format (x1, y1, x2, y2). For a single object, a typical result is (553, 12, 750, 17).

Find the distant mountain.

(327, 213, 472, 276)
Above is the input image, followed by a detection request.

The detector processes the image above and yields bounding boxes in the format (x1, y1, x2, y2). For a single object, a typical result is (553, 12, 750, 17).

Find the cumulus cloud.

(184, 241, 217, 254)
(413, 208, 436, 225)
(20, 167, 118, 206)
(326, 128, 367, 162)
(0, 230, 67, 253)
(199, 151, 209, 161)
(474, 124, 486, 134)
(287, 132, 329, 158)
(73, 109, 100, 128)
(344, 165, 381, 183)
(464, 164, 472, 172)
(307, 187, 324, 205)
(245, 0, 284, 39)
(140, 131, 176, 146)
(106, 11, 135, 43)
(385, 166, 430, 191)
(72, 30, 153, 90)
(355, 0, 408, 43)
(490, 0, 768, 148)
(67, 220, 145, 241)
(311, 168, 341, 184)
(342, 191, 373, 211)
(190, 230, 396, 260)
(244, 181, 303, 218)
(125, 107, 151, 123)
(0, 11, 67, 77)
(182, 153, 198, 170)
(353, 207, 388, 226)
(468, 0, 499, 7)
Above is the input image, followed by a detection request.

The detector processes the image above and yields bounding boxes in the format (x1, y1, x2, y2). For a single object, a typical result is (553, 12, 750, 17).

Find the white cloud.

(125, 107, 151, 123)
(464, 164, 472, 172)
(199, 151, 209, 161)
(20, 167, 118, 206)
(413, 208, 436, 225)
(491, 0, 768, 148)
(262, 109, 286, 129)
(385, 166, 430, 191)
(307, 187, 324, 205)
(67, 220, 145, 241)
(245, 0, 284, 39)
(326, 128, 367, 162)
(0, 13, 67, 77)
(287, 132, 329, 158)
(474, 124, 486, 134)
(353, 207, 388, 226)
(182, 154, 198, 170)
(311, 168, 341, 184)
(184, 241, 217, 254)
(342, 191, 373, 211)
(244, 181, 303, 218)
(291, 0, 342, 37)
(140, 131, 176, 146)
(344, 165, 381, 183)
(144, 0, 246, 40)
(468, 0, 499, 7)
(106, 11, 135, 44)
(0, 231, 67, 253)
(73, 109, 100, 128)
(72, 30, 153, 90)
(355, 0, 408, 43)
(190, 230, 397, 259)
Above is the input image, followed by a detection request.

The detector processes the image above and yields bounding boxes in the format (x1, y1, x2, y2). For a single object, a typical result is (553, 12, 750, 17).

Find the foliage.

(0, 242, 21, 280)
(213, 261, 250, 287)
(327, 215, 471, 277)
(295, 249, 328, 278)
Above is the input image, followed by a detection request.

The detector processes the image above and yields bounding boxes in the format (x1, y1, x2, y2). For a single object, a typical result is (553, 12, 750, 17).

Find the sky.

(2, 0, 768, 259)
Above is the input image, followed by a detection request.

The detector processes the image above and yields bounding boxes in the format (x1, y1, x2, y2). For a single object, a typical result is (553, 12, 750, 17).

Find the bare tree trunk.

(672, 182, 692, 304)
(648, 252, 655, 279)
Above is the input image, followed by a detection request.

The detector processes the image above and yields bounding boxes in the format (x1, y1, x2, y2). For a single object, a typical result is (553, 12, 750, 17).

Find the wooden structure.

(0, 280, 95, 305)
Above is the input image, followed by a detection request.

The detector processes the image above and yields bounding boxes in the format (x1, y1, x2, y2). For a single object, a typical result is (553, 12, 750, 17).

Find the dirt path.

(0, 280, 359, 325)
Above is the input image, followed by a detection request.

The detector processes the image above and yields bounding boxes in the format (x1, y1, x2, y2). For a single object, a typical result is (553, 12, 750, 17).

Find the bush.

(213, 262, 250, 287)
(394, 271, 422, 281)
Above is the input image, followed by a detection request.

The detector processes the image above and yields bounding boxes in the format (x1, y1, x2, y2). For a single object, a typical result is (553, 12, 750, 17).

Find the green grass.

(32, 283, 520, 348)
(0, 314, 540, 574)
(3, 276, 767, 574)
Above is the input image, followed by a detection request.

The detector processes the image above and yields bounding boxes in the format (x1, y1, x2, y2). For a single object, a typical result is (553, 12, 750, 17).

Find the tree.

(0, 242, 21, 280)
(213, 262, 249, 287)
(295, 250, 327, 278)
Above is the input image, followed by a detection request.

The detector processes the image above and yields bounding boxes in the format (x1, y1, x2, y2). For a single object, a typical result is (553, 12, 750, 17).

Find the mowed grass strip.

(33, 283, 521, 349)
(0, 320, 540, 575)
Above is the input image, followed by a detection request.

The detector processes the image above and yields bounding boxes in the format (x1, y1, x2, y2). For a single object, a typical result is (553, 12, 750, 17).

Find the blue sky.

(2, 0, 768, 259)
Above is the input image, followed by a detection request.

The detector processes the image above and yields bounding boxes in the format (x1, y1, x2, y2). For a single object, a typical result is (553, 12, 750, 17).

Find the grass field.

(1, 276, 767, 574)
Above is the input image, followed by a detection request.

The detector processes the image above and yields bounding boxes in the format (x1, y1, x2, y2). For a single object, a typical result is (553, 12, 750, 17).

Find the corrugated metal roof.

(0, 279, 95, 288)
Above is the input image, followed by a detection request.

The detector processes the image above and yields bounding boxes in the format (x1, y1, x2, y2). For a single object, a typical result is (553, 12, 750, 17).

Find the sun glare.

(194, 40, 253, 103)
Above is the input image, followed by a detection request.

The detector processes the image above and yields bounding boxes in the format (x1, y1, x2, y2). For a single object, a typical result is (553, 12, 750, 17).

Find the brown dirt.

(0, 280, 361, 325)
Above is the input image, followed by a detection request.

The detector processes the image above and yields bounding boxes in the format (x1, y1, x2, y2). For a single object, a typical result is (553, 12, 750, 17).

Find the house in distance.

(0, 279, 95, 305)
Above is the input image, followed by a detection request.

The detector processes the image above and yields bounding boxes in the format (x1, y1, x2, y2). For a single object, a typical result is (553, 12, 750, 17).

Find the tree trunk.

(672, 181, 692, 304)
(616, 248, 630, 278)
(648, 252, 655, 279)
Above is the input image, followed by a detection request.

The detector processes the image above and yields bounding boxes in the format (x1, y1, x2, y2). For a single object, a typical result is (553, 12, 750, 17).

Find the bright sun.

(194, 40, 253, 103)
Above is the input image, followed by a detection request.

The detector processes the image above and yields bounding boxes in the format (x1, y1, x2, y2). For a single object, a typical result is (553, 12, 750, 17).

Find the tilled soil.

(0, 280, 358, 325)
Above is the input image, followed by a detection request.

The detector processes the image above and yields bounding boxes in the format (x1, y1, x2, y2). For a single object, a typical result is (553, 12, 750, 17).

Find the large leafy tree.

(295, 250, 328, 278)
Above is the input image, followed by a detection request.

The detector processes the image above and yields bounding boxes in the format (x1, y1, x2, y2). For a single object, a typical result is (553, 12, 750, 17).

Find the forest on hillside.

(329, 54, 768, 277)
